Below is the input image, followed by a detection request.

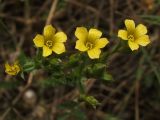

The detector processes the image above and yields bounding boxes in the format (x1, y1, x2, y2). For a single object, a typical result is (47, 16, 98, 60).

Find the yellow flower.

(33, 25, 67, 57)
(75, 27, 109, 59)
(118, 19, 150, 51)
(5, 61, 20, 76)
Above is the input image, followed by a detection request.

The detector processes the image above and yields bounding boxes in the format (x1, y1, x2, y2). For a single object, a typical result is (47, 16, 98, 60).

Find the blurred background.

(0, 0, 160, 120)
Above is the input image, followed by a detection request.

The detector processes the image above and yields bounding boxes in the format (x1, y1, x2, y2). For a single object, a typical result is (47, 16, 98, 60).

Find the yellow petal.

(75, 27, 88, 41)
(75, 40, 88, 51)
(125, 19, 135, 33)
(6, 70, 16, 75)
(52, 43, 65, 54)
(88, 28, 102, 42)
(134, 24, 147, 38)
(118, 30, 128, 40)
(5, 63, 10, 71)
(95, 38, 109, 48)
(53, 32, 67, 43)
(135, 35, 150, 46)
(33, 34, 44, 47)
(43, 25, 56, 39)
(14, 65, 20, 73)
(128, 40, 139, 51)
(43, 46, 52, 57)
(87, 48, 101, 59)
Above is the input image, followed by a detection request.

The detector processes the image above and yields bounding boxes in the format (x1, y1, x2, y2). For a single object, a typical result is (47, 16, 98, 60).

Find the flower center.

(45, 40, 53, 48)
(127, 35, 134, 42)
(86, 42, 94, 50)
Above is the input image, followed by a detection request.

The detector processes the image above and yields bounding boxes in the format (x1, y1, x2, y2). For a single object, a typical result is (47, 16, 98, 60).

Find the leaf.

(102, 73, 113, 81)
(18, 52, 28, 65)
(94, 63, 106, 70)
(90, 63, 106, 77)
(23, 60, 35, 72)
(66, 54, 80, 67)
(80, 94, 100, 108)
(50, 58, 61, 65)
(20, 72, 25, 80)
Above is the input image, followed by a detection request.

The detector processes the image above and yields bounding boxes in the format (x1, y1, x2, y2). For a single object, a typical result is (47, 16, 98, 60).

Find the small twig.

(99, 79, 128, 110)
(134, 57, 144, 120)
(1, 72, 34, 120)
(46, 0, 59, 25)
(94, 0, 104, 27)
(109, 0, 114, 35)
(50, 78, 96, 117)
(135, 79, 140, 120)
(35, 0, 51, 17)
(12, 72, 34, 105)
(0, 13, 35, 25)
(65, 0, 105, 19)
(142, 48, 160, 83)
(0, 108, 11, 120)
(13, 108, 25, 120)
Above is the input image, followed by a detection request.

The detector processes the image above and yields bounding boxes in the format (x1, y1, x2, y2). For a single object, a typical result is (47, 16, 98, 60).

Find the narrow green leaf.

(102, 73, 113, 81)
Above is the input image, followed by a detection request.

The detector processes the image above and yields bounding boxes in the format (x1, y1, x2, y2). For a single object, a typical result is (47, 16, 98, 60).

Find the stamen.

(86, 42, 93, 50)
(45, 40, 53, 48)
(128, 35, 134, 42)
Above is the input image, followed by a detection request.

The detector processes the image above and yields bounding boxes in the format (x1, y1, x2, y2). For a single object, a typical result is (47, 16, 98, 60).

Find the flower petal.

(87, 48, 101, 59)
(5, 63, 10, 71)
(43, 46, 52, 57)
(118, 30, 128, 40)
(128, 40, 139, 51)
(43, 25, 56, 39)
(14, 65, 20, 73)
(53, 32, 67, 43)
(88, 28, 102, 42)
(33, 34, 44, 47)
(95, 38, 109, 48)
(134, 24, 147, 38)
(125, 19, 135, 33)
(135, 35, 150, 46)
(75, 27, 88, 41)
(52, 43, 65, 54)
(75, 40, 88, 51)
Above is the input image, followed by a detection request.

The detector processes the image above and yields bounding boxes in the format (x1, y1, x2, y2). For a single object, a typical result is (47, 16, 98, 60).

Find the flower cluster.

(5, 19, 151, 76)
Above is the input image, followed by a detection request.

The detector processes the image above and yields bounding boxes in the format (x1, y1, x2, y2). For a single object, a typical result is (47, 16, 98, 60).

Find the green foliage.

(38, 52, 112, 93)
(80, 94, 100, 108)
(18, 52, 36, 73)
(102, 73, 113, 81)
